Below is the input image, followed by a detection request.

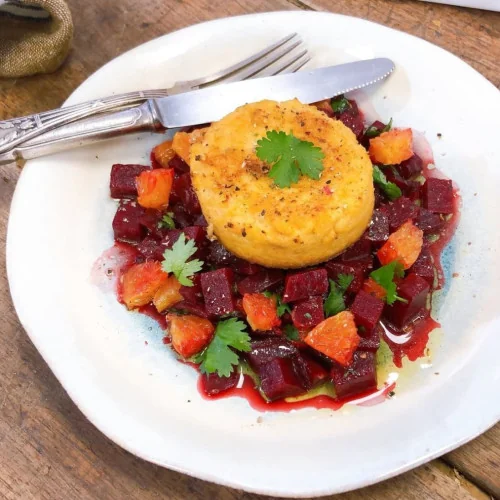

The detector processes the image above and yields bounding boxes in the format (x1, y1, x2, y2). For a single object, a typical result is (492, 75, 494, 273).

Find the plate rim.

(6, 10, 500, 497)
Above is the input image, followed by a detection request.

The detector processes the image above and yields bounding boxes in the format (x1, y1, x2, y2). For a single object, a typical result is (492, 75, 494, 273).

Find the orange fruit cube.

(377, 220, 423, 269)
(153, 275, 183, 312)
(167, 314, 215, 358)
(121, 262, 168, 309)
(304, 311, 360, 367)
(153, 139, 176, 168)
(362, 277, 387, 300)
(369, 128, 413, 165)
(136, 168, 173, 209)
(242, 293, 281, 331)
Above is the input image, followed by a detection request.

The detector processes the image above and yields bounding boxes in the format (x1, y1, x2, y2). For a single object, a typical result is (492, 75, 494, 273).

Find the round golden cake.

(189, 99, 374, 268)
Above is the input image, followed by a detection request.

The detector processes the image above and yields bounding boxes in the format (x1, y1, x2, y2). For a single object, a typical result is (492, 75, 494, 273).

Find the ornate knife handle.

(0, 101, 165, 165)
(0, 89, 175, 159)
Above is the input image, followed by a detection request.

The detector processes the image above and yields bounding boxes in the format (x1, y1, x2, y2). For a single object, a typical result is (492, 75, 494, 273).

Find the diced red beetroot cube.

(367, 208, 390, 245)
(350, 290, 384, 333)
(200, 268, 237, 316)
(110, 164, 151, 199)
(338, 111, 365, 140)
(193, 213, 208, 227)
(384, 273, 430, 329)
(291, 297, 325, 330)
(171, 204, 194, 229)
(207, 241, 236, 267)
(150, 151, 162, 169)
(331, 351, 377, 399)
(258, 357, 307, 401)
(161, 226, 205, 254)
(169, 175, 183, 205)
(369, 120, 386, 131)
(246, 337, 299, 368)
(386, 196, 420, 231)
(301, 354, 330, 387)
(398, 154, 423, 179)
(173, 300, 210, 319)
(237, 269, 284, 295)
(341, 236, 372, 262)
(384, 169, 420, 199)
(170, 173, 201, 215)
(233, 258, 263, 276)
(415, 207, 444, 233)
(179, 274, 203, 303)
(139, 209, 163, 234)
(374, 186, 384, 208)
(356, 255, 374, 273)
(246, 336, 311, 389)
(112, 200, 146, 242)
(282, 268, 329, 303)
(358, 324, 381, 352)
(422, 178, 454, 214)
(136, 235, 165, 261)
(183, 226, 208, 259)
(168, 155, 190, 174)
(410, 249, 435, 286)
(334, 100, 364, 140)
(201, 371, 239, 396)
(161, 229, 183, 249)
(324, 261, 365, 294)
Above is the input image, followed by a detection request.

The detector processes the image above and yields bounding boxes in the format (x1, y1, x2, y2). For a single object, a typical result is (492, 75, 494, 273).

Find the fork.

(0, 33, 309, 164)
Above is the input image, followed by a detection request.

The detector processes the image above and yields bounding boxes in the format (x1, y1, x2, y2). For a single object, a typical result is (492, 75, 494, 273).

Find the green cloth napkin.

(0, 0, 73, 78)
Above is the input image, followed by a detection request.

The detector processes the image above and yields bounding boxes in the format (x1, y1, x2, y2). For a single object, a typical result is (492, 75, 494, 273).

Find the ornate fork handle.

(0, 88, 180, 155)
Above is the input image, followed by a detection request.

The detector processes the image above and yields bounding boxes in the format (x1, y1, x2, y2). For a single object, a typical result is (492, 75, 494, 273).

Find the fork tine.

(217, 37, 304, 84)
(279, 54, 311, 74)
(252, 49, 310, 78)
(187, 33, 298, 87)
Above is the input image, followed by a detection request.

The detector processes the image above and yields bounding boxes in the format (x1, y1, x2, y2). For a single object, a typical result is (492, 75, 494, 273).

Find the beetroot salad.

(97, 94, 459, 411)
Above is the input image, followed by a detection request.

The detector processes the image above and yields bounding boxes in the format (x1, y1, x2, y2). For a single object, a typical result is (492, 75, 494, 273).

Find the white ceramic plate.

(7, 11, 500, 498)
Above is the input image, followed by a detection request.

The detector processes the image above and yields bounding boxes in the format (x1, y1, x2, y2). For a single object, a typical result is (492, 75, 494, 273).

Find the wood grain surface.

(0, 1, 498, 499)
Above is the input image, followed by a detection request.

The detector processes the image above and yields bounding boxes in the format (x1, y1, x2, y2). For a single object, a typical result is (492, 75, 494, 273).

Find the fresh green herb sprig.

(324, 273, 354, 317)
(256, 130, 325, 188)
(194, 318, 251, 377)
(365, 118, 393, 139)
(162, 233, 203, 286)
(158, 212, 175, 229)
(283, 324, 300, 341)
(263, 291, 291, 317)
(369, 261, 407, 305)
(373, 165, 402, 201)
(331, 96, 351, 114)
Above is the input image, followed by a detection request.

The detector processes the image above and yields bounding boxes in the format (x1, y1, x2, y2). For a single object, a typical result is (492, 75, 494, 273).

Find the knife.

(0, 58, 394, 165)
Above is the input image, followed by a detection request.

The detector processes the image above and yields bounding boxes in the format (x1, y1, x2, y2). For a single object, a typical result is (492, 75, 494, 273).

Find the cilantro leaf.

(373, 165, 402, 201)
(197, 318, 251, 377)
(383, 118, 393, 133)
(370, 261, 406, 305)
(158, 212, 175, 229)
(263, 291, 291, 317)
(364, 118, 393, 139)
(324, 273, 355, 317)
(324, 279, 346, 317)
(256, 130, 325, 188)
(331, 96, 351, 114)
(284, 324, 300, 341)
(337, 273, 354, 293)
(161, 233, 204, 286)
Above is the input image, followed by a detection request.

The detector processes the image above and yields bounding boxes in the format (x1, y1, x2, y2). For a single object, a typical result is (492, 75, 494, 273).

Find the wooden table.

(0, 1, 499, 498)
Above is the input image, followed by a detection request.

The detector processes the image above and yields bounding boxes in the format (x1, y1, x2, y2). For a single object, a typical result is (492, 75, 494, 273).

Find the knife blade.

(154, 58, 395, 128)
(2, 58, 395, 165)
